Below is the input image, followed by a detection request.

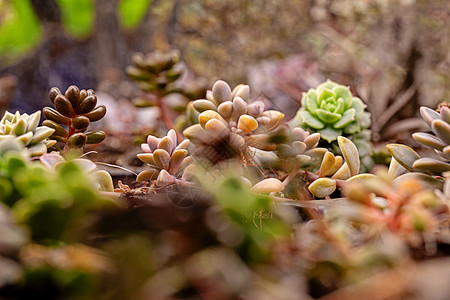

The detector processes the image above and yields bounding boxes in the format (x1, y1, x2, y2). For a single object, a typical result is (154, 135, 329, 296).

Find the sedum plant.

(136, 129, 192, 187)
(291, 80, 373, 170)
(292, 79, 371, 143)
(126, 49, 183, 99)
(184, 80, 285, 163)
(345, 171, 450, 252)
(43, 85, 106, 152)
(307, 136, 370, 198)
(0, 142, 115, 243)
(387, 104, 450, 177)
(0, 111, 55, 156)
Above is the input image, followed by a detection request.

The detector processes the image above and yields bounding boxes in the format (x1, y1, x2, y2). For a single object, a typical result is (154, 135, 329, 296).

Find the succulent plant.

(292, 80, 371, 142)
(307, 136, 370, 198)
(411, 105, 450, 173)
(0, 149, 115, 243)
(291, 80, 373, 170)
(183, 80, 285, 163)
(0, 111, 56, 156)
(386, 105, 450, 177)
(126, 49, 183, 101)
(42, 85, 107, 151)
(39, 153, 114, 192)
(136, 129, 192, 187)
(345, 171, 449, 252)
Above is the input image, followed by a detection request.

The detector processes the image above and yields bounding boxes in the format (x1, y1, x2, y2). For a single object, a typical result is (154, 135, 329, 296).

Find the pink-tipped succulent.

(136, 129, 192, 187)
(183, 80, 285, 163)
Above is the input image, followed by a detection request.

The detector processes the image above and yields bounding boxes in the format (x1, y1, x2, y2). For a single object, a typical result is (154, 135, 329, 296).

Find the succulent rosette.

(183, 80, 285, 163)
(0, 111, 55, 156)
(136, 129, 193, 187)
(292, 80, 371, 143)
(43, 85, 107, 151)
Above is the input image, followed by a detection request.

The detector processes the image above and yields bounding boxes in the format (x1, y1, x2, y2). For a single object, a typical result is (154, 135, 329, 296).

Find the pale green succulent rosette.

(0, 111, 56, 156)
(292, 80, 371, 143)
(291, 80, 373, 170)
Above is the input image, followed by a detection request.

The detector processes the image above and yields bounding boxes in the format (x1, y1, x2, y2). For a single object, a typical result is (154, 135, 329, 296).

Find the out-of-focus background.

(0, 0, 449, 145)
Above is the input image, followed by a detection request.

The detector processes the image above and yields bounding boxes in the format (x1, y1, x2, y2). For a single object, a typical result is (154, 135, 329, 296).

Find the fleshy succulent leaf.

(308, 178, 336, 198)
(386, 144, 421, 172)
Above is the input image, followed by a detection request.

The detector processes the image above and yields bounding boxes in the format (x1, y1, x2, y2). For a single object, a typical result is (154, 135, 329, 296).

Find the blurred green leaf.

(117, 0, 153, 29)
(0, 0, 42, 64)
(55, 0, 95, 38)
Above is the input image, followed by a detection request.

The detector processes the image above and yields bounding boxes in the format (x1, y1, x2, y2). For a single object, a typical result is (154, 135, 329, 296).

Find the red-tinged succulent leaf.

(54, 95, 75, 117)
(72, 116, 90, 131)
(43, 107, 71, 125)
(50, 135, 68, 143)
(79, 89, 88, 101)
(49, 87, 62, 104)
(83, 105, 106, 122)
(76, 95, 97, 114)
(67, 133, 87, 149)
(64, 85, 81, 108)
(43, 120, 68, 137)
(86, 131, 106, 144)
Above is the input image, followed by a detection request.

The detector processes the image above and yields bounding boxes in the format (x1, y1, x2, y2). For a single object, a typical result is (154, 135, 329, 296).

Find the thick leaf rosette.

(292, 80, 371, 143)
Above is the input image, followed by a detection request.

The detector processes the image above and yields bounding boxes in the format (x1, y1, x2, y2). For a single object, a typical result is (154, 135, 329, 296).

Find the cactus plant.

(42, 85, 107, 152)
(0, 110, 55, 156)
(136, 129, 192, 187)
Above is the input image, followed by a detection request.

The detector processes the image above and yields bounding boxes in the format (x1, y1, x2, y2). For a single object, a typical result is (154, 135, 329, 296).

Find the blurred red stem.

(156, 95, 183, 141)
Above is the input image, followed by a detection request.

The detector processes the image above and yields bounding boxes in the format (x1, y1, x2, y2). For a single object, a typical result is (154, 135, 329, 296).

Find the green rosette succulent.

(291, 80, 373, 170)
(292, 80, 371, 143)
(0, 111, 56, 156)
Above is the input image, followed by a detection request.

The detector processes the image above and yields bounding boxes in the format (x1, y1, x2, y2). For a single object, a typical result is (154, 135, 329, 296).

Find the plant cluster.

(291, 79, 373, 170)
(0, 64, 449, 299)
(43, 86, 106, 152)
(0, 111, 55, 156)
